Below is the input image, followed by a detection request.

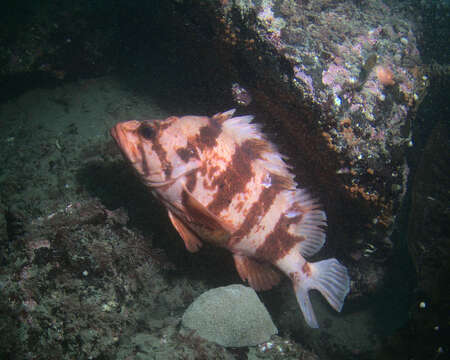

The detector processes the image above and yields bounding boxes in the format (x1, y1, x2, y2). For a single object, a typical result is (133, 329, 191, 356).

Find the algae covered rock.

(181, 284, 277, 347)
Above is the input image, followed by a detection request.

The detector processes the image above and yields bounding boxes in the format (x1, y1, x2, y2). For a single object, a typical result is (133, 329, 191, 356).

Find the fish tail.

(294, 258, 350, 328)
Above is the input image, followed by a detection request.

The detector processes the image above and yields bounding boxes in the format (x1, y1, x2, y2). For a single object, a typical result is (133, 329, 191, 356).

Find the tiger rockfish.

(111, 109, 350, 328)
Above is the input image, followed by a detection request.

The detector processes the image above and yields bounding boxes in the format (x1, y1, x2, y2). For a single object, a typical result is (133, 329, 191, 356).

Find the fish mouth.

(110, 122, 141, 163)
(110, 126, 118, 142)
(111, 125, 131, 165)
(144, 178, 178, 188)
(111, 123, 131, 149)
(110, 124, 126, 151)
(111, 121, 141, 143)
(144, 168, 198, 188)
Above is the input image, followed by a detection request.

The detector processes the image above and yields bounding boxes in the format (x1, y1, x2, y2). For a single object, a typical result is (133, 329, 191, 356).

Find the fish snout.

(111, 121, 142, 163)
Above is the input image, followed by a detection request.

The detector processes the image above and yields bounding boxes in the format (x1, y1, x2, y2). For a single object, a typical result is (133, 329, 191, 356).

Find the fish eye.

(138, 124, 155, 140)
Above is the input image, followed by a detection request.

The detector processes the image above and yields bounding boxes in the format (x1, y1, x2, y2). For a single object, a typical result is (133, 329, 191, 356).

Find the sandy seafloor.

(0, 75, 410, 359)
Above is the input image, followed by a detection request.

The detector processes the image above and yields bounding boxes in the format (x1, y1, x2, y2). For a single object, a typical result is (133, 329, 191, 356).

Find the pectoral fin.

(181, 189, 234, 246)
(233, 254, 282, 291)
(168, 210, 202, 253)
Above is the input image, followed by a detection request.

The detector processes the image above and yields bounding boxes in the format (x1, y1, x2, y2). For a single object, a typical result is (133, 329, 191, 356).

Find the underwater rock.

(181, 284, 277, 347)
(164, 0, 428, 300)
(213, 0, 425, 284)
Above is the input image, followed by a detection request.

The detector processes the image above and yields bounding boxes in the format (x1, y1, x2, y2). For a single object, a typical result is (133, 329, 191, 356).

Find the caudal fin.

(294, 258, 350, 328)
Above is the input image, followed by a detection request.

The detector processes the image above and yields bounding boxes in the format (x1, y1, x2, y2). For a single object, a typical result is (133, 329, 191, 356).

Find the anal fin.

(168, 210, 202, 253)
(233, 254, 282, 291)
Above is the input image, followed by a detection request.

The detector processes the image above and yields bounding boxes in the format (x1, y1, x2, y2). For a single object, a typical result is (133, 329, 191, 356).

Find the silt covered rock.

(181, 284, 278, 347)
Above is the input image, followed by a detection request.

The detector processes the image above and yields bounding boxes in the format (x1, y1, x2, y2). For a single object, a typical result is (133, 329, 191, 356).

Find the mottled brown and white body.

(111, 109, 350, 328)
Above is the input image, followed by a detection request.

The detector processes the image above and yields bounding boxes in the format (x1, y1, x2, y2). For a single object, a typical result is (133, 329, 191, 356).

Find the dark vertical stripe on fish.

(185, 170, 197, 193)
(255, 213, 305, 263)
(138, 143, 150, 177)
(150, 127, 172, 178)
(207, 140, 258, 215)
(159, 117, 177, 130)
(198, 118, 222, 148)
(228, 183, 280, 247)
(176, 141, 199, 163)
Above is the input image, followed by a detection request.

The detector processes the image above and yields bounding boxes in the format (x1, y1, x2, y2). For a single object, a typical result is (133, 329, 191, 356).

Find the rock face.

(182, 285, 277, 347)
(200, 0, 427, 298)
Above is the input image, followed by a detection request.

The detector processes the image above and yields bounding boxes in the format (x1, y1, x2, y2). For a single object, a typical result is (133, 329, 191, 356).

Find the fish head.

(111, 116, 203, 187)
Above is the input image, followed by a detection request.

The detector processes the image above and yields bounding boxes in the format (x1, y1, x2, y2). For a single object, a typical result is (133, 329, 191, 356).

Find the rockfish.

(111, 109, 350, 327)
